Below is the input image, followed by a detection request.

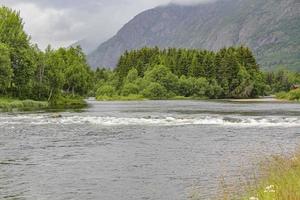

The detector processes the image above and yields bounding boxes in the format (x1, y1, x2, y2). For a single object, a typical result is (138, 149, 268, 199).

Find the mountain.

(87, 0, 300, 71)
(71, 38, 102, 54)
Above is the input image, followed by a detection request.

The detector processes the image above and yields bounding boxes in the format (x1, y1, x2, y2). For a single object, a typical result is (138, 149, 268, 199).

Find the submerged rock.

(51, 114, 62, 118)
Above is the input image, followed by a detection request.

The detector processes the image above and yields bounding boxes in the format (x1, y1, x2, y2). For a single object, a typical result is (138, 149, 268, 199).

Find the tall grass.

(0, 98, 48, 111)
(276, 89, 300, 101)
(189, 149, 300, 200)
(217, 149, 300, 200)
(242, 150, 300, 200)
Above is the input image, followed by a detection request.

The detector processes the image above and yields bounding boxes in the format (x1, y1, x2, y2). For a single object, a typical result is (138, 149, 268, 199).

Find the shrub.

(122, 83, 139, 96)
(96, 85, 116, 97)
(276, 89, 300, 101)
(287, 89, 300, 100)
(142, 82, 167, 100)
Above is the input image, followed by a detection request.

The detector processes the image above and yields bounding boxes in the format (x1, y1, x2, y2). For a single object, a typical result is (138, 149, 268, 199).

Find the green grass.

(0, 97, 48, 112)
(49, 95, 87, 109)
(96, 95, 145, 101)
(95, 95, 209, 101)
(276, 89, 300, 101)
(0, 96, 88, 112)
(241, 150, 300, 200)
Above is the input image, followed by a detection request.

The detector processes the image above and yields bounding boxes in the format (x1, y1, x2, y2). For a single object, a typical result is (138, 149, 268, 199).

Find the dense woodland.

(0, 7, 92, 106)
(1, 6, 300, 105)
(94, 47, 300, 100)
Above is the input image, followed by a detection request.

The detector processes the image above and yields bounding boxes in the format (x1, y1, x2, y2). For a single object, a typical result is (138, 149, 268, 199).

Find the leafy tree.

(125, 68, 139, 84)
(144, 65, 178, 92)
(230, 66, 254, 98)
(0, 43, 13, 94)
(96, 85, 116, 97)
(122, 83, 139, 96)
(142, 82, 167, 99)
(44, 47, 65, 102)
(193, 77, 210, 97)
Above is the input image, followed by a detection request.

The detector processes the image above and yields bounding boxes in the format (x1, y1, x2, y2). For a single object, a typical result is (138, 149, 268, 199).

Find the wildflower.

(249, 197, 259, 200)
(264, 185, 275, 193)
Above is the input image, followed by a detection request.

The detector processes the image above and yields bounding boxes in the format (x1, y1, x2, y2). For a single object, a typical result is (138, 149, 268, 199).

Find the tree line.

(94, 47, 300, 100)
(0, 6, 93, 104)
(95, 47, 268, 99)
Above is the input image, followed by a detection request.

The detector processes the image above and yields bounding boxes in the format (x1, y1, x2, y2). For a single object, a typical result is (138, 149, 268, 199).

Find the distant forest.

(94, 47, 300, 100)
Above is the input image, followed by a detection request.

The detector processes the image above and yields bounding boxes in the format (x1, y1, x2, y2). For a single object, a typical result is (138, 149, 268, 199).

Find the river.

(1, 100, 300, 200)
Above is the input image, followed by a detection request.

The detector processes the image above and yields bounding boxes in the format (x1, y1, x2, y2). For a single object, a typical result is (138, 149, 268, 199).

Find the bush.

(0, 98, 49, 111)
(96, 85, 116, 97)
(122, 83, 139, 96)
(288, 89, 300, 100)
(276, 89, 300, 101)
(142, 82, 168, 100)
(144, 65, 179, 92)
(49, 95, 86, 109)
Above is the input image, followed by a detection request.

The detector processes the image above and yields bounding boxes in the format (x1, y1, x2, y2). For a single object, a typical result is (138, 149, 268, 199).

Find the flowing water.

(1, 100, 300, 200)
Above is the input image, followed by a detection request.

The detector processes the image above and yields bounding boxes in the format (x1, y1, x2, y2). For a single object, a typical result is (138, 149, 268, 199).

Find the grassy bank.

(0, 98, 49, 112)
(214, 150, 300, 200)
(96, 94, 145, 101)
(0, 96, 87, 112)
(95, 95, 209, 101)
(49, 95, 87, 109)
(276, 89, 300, 102)
(241, 150, 300, 200)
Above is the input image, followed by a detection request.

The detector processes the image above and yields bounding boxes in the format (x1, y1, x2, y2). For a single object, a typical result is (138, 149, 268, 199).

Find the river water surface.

(1, 100, 300, 200)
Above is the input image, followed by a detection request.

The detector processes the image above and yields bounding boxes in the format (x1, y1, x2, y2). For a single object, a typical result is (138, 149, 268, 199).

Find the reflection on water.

(0, 100, 300, 200)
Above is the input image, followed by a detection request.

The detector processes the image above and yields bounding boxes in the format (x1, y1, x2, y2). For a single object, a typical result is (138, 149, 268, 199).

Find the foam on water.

(0, 114, 300, 127)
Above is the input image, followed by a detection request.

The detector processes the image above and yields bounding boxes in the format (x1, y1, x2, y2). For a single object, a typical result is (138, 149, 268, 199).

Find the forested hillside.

(88, 0, 300, 71)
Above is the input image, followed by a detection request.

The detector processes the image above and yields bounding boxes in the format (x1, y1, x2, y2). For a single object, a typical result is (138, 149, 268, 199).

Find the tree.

(125, 68, 139, 84)
(44, 47, 65, 102)
(0, 6, 35, 98)
(144, 65, 178, 92)
(122, 83, 139, 96)
(96, 85, 116, 97)
(142, 82, 167, 99)
(63, 47, 91, 96)
(230, 66, 254, 98)
(0, 43, 13, 94)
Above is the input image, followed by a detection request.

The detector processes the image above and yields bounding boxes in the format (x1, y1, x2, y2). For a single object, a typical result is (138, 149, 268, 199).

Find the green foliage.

(142, 82, 168, 100)
(0, 6, 92, 109)
(0, 97, 48, 112)
(96, 85, 116, 97)
(110, 46, 266, 100)
(144, 65, 179, 92)
(122, 83, 139, 96)
(48, 95, 87, 109)
(0, 43, 13, 94)
(264, 69, 300, 94)
(276, 89, 300, 101)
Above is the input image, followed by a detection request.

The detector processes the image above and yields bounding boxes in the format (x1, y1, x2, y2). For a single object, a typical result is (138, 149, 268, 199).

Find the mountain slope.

(88, 0, 300, 71)
(71, 38, 101, 54)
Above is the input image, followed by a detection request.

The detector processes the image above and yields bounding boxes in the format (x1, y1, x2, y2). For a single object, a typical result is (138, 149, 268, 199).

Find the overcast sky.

(0, 0, 213, 49)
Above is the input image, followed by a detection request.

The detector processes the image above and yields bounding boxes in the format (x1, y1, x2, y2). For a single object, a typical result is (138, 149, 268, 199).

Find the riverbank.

(217, 148, 300, 200)
(276, 89, 300, 102)
(95, 95, 289, 103)
(0, 98, 48, 112)
(228, 97, 287, 103)
(242, 149, 300, 200)
(0, 96, 87, 112)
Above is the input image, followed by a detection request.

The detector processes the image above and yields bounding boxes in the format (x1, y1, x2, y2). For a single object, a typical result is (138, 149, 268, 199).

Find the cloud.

(171, 0, 216, 5)
(0, 0, 215, 50)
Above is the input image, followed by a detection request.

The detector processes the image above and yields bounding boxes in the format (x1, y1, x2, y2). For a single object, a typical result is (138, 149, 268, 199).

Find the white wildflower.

(264, 185, 276, 193)
(249, 197, 259, 200)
